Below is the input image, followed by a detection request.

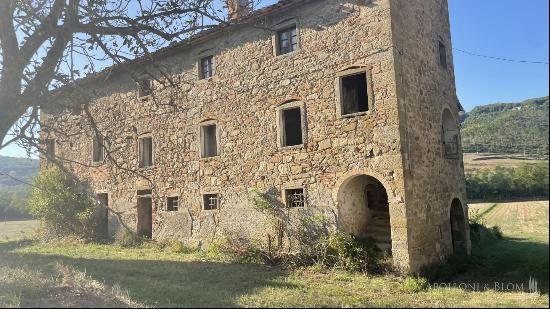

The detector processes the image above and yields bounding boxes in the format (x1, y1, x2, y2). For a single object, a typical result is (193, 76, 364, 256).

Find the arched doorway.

(450, 198, 467, 254)
(337, 175, 391, 253)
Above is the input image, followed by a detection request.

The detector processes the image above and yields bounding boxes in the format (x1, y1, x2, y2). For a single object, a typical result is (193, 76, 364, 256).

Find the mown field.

(463, 153, 548, 172)
(0, 201, 548, 308)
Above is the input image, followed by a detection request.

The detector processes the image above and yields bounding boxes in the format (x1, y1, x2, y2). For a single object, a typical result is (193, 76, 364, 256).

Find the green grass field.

(0, 201, 548, 308)
(0, 219, 38, 241)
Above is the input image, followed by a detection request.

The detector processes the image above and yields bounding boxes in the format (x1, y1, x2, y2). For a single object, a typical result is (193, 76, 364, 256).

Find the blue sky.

(1, 0, 548, 158)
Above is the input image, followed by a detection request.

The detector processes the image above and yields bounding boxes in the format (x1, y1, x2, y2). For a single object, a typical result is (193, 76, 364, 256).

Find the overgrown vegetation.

(29, 167, 105, 241)
(210, 188, 393, 274)
(465, 162, 549, 200)
(460, 96, 549, 156)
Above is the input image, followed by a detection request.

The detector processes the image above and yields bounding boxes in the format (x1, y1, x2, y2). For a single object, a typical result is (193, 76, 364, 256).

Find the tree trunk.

(0, 95, 27, 147)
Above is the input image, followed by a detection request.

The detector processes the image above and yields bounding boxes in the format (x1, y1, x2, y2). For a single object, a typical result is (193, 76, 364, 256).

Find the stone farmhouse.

(41, 0, 470, 272)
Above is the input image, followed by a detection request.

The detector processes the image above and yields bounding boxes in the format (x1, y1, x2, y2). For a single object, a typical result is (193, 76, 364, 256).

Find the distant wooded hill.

(460, 96, 549, 157)
(0, 155, 39, 188)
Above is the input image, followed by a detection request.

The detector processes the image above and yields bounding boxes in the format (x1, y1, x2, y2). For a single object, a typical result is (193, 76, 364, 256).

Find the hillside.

(460, 96, 549, 156)
(0, 155, 39, 188)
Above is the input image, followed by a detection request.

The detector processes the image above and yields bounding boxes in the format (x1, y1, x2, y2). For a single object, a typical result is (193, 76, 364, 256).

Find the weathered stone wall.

(40, 0, 467, 272)
(389, 0, 470, 271)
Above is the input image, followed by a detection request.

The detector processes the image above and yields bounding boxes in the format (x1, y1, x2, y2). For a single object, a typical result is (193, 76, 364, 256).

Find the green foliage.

(401, 276, 428, 293)
(460, 96, 549, 156)
(0, 187, 31, 220)
(113, 229, 143, 248)
(314, 231, 392, 274)
(468, 209, 503, 247)
(466, 162, 549, 200)
(156, 238, 197, 254)
(29, 167, 103, 241)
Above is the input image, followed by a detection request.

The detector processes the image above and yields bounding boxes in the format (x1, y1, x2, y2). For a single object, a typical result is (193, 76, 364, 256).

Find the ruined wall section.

(390, 0, 469, 271)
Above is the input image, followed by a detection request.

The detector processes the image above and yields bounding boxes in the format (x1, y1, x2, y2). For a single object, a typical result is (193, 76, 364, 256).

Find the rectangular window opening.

(200, 56, 214, 79)
(282, 107, 303, 147)
(285, 188, 305, 208)
(167, 196, 179, 212)
(92, 135, 105, 163)
(439, 41, 447, 69)
(277, 26, 298, 55)
(203, 194, 219, 210)
(341, 73, 369, 115)
(201, 124, 217, 158)
(138, 78, 152, 97)
(45, 139, 56, 158)
(138, 137, 153, 168)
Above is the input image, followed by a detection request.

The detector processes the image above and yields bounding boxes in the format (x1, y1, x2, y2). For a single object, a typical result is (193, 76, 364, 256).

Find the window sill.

(279, 144, 306, 151)
(200, 155, 220, 161)
(275, 48, 302, 58)
(340, 110, 372, 119)
(91, 161, 106, 167)
(138, 165, 155, 171)
(138, 95, 152, 101)
(197, 76, 215, 83)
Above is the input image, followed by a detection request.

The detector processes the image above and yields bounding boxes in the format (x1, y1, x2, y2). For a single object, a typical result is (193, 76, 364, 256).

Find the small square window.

(200, 56, 214, 79)
(137, 78, 152, 97)
(439, 41, 447, 69)
(167, 196, 179, 212)
(285, 188, 305, 208)
(203, 194, 219, 210)
(138, 137, 153, 168)
(340, 72, 369, 116)
(277, 26, 298, 55)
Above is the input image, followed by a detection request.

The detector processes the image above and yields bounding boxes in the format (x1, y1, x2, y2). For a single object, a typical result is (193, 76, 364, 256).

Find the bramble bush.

(29, 167, 104, 241)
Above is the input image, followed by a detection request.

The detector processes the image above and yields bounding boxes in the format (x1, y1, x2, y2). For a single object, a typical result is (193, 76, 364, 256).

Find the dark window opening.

(341, 73, 369, 115)
(282, 107, 303, 147)
(277, 26, 298, 55)
(167, 196, 179, 212)
(439, 41, 447, 69)
(138, 137, 153, 168)
(97, 193, 109, 238)
(92, 135, 105, 163)
(200, 56, 214, 79)
(201, 124, 217, 158)
(203, 194, 219, 210)
(138, 78, 152, 97)
(286, 188, 305, 208)
(45, 139, 56, 158)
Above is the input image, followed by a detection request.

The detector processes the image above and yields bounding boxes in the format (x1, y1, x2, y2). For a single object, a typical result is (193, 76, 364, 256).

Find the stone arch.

(450, 198, 467, 254)
(336, 174, 392, 253)
(442, 107, 459, 159)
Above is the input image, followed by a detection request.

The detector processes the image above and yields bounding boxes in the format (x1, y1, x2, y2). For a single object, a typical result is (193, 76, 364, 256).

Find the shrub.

(315, 231, 392, 274)
(401, 276, 428, 293)
(113, 229, 143, 248)
(29, 167, 104, 241)
(157, 238, 197, 254)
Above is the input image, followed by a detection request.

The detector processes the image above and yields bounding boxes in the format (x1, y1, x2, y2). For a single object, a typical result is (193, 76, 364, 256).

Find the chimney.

(227, 0, 251, 21)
